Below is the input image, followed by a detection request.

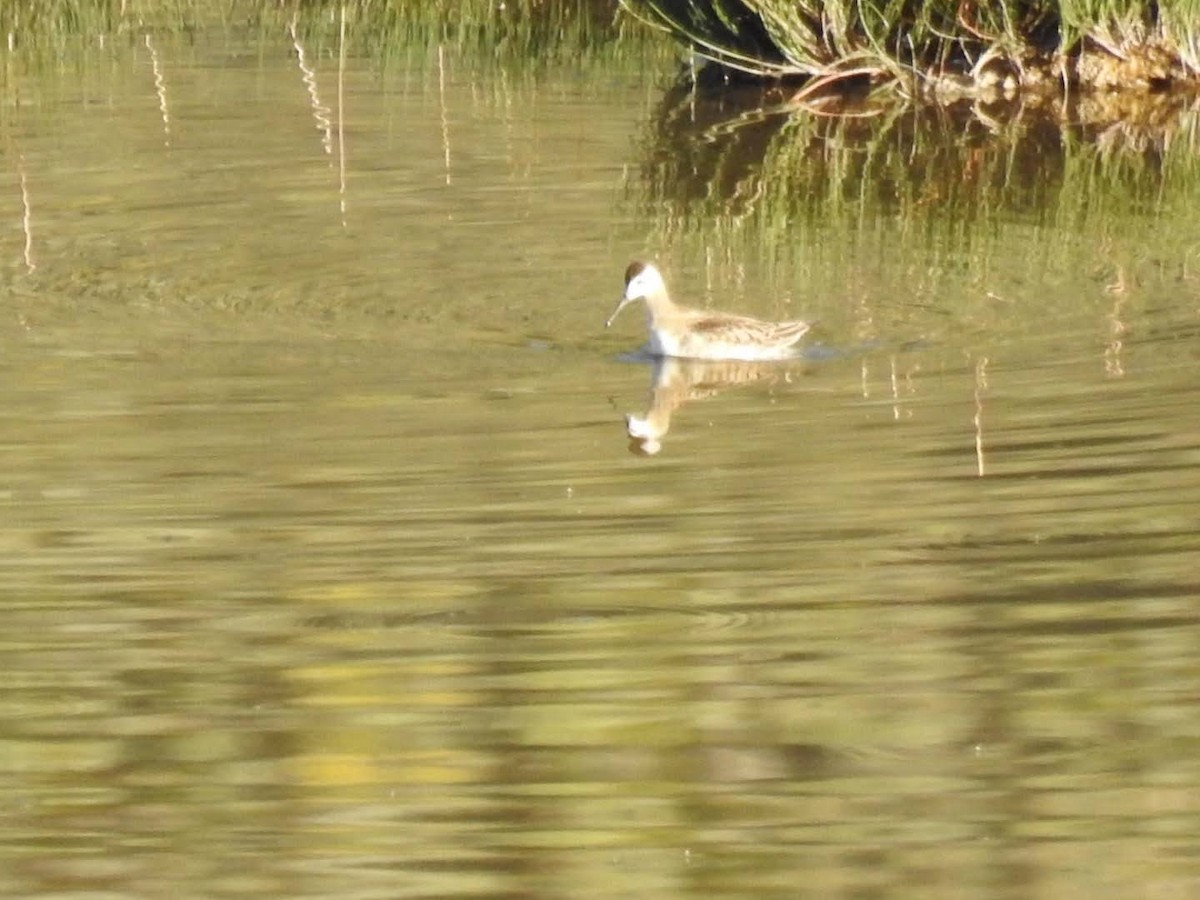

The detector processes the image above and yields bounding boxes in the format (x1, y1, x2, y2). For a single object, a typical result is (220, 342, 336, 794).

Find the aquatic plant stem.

(338, 2, 347, 226)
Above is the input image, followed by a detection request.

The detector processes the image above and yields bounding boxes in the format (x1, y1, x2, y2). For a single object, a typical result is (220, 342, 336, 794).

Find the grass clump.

(619, 0, 1200, 97)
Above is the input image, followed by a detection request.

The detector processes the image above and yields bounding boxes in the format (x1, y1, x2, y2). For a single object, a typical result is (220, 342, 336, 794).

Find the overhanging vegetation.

(619, 0, 1200, 97)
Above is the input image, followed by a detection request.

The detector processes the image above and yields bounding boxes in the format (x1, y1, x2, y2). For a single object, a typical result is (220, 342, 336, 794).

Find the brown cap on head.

(624, 260, 649, 285)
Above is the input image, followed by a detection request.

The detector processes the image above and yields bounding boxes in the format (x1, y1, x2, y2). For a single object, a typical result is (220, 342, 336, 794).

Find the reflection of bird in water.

(606, 261, 812, 362)
(624, 356, 801, 456)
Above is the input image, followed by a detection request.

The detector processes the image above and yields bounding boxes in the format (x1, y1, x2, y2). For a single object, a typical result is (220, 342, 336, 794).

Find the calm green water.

(2, 22, 1200, 900)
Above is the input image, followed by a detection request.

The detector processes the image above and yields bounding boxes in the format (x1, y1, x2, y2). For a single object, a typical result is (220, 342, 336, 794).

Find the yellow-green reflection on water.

(2, 20, 1200, 900)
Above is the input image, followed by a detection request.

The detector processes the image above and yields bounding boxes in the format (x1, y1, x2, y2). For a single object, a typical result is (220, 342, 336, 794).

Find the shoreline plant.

(618, 0, 1200, 99)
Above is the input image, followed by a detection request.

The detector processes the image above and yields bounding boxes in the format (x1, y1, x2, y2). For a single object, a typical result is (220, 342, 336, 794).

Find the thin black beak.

(606, 295, 634, 328)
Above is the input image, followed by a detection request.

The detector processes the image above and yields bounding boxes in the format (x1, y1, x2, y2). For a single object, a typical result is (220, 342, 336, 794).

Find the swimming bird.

(605, 261, 811, 361)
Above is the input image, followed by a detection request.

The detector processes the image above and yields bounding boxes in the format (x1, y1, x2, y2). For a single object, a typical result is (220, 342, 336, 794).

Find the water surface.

(2, 22, 1200, 900)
